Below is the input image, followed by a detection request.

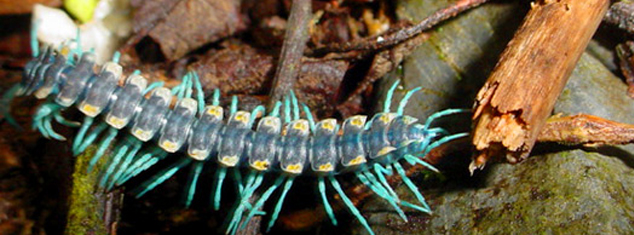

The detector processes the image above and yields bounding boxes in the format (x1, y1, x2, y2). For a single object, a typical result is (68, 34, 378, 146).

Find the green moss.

(64, 147, 114, 235)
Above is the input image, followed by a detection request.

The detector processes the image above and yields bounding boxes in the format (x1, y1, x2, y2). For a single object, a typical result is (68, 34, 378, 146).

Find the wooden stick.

(471, 0, 609, 172)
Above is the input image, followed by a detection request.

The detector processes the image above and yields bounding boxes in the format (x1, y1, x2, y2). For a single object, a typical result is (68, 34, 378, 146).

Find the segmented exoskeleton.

(4, 28, 468, 235)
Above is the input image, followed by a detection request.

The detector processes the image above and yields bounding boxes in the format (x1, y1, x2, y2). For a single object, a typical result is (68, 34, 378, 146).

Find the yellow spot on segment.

(379, 113, 395, 124)
(207, 106, 223, 118)
(284, 164, 303, 174)
(188, 150, 209, 161)
(317, 163, 334, 172)
(322, 120, 335, 131)
(234, 112, 250, 124)
(251, 160, 270, 171)
(293, 121, 308, 131)
(107, 116, 126, 129)
(160, 140, 178, 153)
(132, 128, 151, 142)
(347, 155, 366, 166)
(80, 103, 99, 117)
(377, 146, 396, 156)
(350, 117, 364, 127)
(220, 156, 239, 167)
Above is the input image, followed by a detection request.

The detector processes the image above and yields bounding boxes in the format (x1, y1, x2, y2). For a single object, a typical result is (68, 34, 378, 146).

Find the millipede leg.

(183, 160, 204, 208)
(233, 167, 244, 194)
(99, 144, 129, 188)
(393, 162, 431, 212)
(73, 116, 94, 154)
(240, 176, 285, 230)
(249, 105, 266, 126)
(132, 157, 192, 198)
(117, 148, 167, 185)
(423, 108, 471, 130)
(212, 167, 228, 210)
(212, 88, 220, 106)
(283, 95, 291, 123)
(53, 112, 80, 127)
(329, 175, 375, 235)
(289, 90, 300, 120)
(227, 172, 264, 234)
(421, 132, 469, 156)
(397, 87, 422, 116)
(356, 171, 407, 221)
(43, 116, 66, 141)
(266, 176, 294, 232)
(1, 84, 23, 130)
(403, 154, 439, 173)
(191, 72, 205, 114)
(143, 81, 164, 95)
(107, 139, 143, 190)
(383, 80, 401, 113)
(301, 104, 316, 131)
(75, 122, 108, 156)
(318, 176, 338, 226)
(230, 96, 238, 116)
(270, 101, 282, 117)
(373, 164, 399, 200)
(87, 127, 118, 173)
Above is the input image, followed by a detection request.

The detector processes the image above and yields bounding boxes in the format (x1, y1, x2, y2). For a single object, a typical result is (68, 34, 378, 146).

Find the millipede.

(4, 25, 469, 235)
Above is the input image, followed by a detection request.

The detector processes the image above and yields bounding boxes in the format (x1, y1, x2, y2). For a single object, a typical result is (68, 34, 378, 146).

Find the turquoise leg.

(249, 105, 266, 126)
(266, 176, 295, 232)
(404, 154, 439, 173)
(359, 171, 407, 221)
(33, 118, 49, 138)
(422, 132, 469, 156)
(289, 90, 300, 120)
(423, 108, 471, 130)
(111, 51, 121, 63)
(241, 176, 285, 230)
(184, 72, 193, 99)
(212, 89, 220, 106)
(393, 162, 431, 212)
(87, 127, 118, 173)
(53, 112, 80, 127)
(133, 69, 141, 75)
(43, 116, 66, 141)
(212, 167, 228, 210)
(230, 96, 238, 115)
(318, 177, 338, 226)
(1, 84, 23, 130)
(424, 127, 449, 137)
(72, 28, 82, 56)
(383, 80, 401, 113)
(397, 87, 422, 115)
(30, 19, 40, 57)
(283, 95, 291, 123)
(108, 139, 143, 189)
(117, 148, 167, 185)
(73, 116, 94, 153)
(132, 157, 192, 198)
(144, 81, 164, 95)
(227, 172, 264, 234)
(99, 144, 130, 188)
(270, 101, 282, 117)
(183, 161, 204, 208)
(373, 164, 399, 201)
(75, 122, 108, 155)
(328, 175, 375, 235)
(191, 72, 205, 114)
(233, 168, 244, 194)
(301, 104, 315, 131)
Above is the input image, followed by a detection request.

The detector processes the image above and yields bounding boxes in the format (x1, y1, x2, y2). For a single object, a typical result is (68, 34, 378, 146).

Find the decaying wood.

(538, 114, 634, 146)
(267, 0, 312, 108)
(471, 0, 609, 172)
(616, 41, 634, 98)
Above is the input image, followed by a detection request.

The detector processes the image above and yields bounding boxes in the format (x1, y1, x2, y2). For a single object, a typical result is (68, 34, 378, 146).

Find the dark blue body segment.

(187, 106, 224, 161)
(131, 87, 171, 142)
(338, 115, 367, 169)
(366, 113, 396, 160)
(279, 120, 310, 175)
(78, 62, 122, 117)
(158, 98, 197, 153)
(56, 53, 96, 107)
(35, 53, 69, 99)
(217, 111, 251, 167)
(105, 74, 147, 129)
(310, 119, 339, 174)
(247, 116, 281, 171)
(22, 47, 53, 94)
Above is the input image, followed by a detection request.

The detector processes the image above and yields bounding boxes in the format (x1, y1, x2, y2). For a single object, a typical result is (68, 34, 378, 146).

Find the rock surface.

(356, 0, 634, 234)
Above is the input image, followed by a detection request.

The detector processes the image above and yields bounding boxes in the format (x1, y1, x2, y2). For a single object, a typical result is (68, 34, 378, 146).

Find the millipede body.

(8, 38, 467, 235)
